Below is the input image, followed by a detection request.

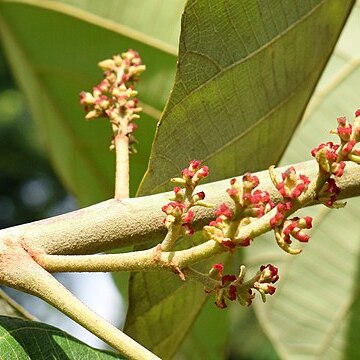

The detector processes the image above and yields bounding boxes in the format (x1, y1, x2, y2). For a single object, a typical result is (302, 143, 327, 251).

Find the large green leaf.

(0, 0, 183, 205)
(138, 0, 355, 196)
(125, 0, 355, 358)
(125, 231, 229, 359)
(0, 315, 122, 359)
(252, 3, 360, 358)
(178, 299, 230, 360)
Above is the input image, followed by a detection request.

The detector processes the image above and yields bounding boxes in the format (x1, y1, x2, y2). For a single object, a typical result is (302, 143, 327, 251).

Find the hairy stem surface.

(0, 161, 358, 257)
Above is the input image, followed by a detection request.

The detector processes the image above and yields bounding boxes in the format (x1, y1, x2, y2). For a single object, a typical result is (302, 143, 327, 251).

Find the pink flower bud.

(270, 202, 292, 227)
(181, 168, 194, 180)
(332, 161, 346, 177)
(161, 201, 186, 216)
(239, 237, 252, 247)
(256, 283, 276, 295)
(342, 140, 356, 155)
(334, 116, 353, 142)
(182, 210, 194, 224)
(189, 160, 201, 171)
(259, 264, 279, 283)
(196, 191, 205, 200)
(242, 173, 260, 191)
(212, 263, 224, 273)
(215, 203, 233, 219)
(183, 223, 194, 236)
(221, 239, 237, 251)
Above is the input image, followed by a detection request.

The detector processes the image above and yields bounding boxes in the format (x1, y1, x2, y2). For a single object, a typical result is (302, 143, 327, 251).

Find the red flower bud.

(215, 203, 233, 219)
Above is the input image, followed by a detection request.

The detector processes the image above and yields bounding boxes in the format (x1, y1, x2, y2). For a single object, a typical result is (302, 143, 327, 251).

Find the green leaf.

(126, 0, 355, 358)
(0, 315, 122, 359)
(253, 3, 360, 358)
(124, 230, 229, 359)
(138, 0, 355, 196)
(0, 0, 183, 205)
(178, 299, 230, 360)
(229, 307, 280, 360)
(125, 269, 208, 358)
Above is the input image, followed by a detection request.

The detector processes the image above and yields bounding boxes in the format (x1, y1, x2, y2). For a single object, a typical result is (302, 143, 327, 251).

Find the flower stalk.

(80, 50, 145, 199)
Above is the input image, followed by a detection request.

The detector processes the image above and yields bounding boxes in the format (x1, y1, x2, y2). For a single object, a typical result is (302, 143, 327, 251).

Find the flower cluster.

(207, 263, 279, 308)
(273, 216, 313, 255)
(203, 203, 244, 252)
(162, 160, 211, 238)
(228, 174, 274, 217)
(162, 202, 194, 236)
(271, 166, 310, 199)
(269, 166, 313, 254)
(312, 110, 360, 176)
(317, 178, 342, 208)
(310, 110, 360, 207)
(80, 50, 145, 151)
(311, 142, 345, 177)
(203, 174, 273, 251)
(171, 160, 209, 192)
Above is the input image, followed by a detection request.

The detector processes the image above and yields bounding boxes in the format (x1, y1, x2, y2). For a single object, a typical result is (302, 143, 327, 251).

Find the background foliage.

(0, 0, 359, 358)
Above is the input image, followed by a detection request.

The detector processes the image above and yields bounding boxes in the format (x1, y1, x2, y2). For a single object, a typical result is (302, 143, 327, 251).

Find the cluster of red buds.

(317, 178, 341, 207)
(80, 50, 145, 152)
(161, 201, 195, 236)
(270, 166, 310, 199)
(273, 215, 313, 255)
(312, 111, 360, 176)
(269, 166, 313, 254)
(203, 174, 273, 251)
(311, 110, 360, 207)
(171, 160, 209, 192)
(161, 160, 211, 238)
(207, 263, 279, 308)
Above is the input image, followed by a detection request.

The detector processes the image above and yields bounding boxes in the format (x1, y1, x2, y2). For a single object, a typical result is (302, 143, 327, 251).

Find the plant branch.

(33, 201, 306, 274)
(0, 245, 159, 360)
(1, 160, 359, 257)
(160, 224, 183, 251)
(35, 241, 222, 273)
(32, 168, 348, 274)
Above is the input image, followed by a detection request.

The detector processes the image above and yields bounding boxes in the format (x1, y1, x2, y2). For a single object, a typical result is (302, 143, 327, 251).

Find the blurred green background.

(0, 44, 73, 228)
